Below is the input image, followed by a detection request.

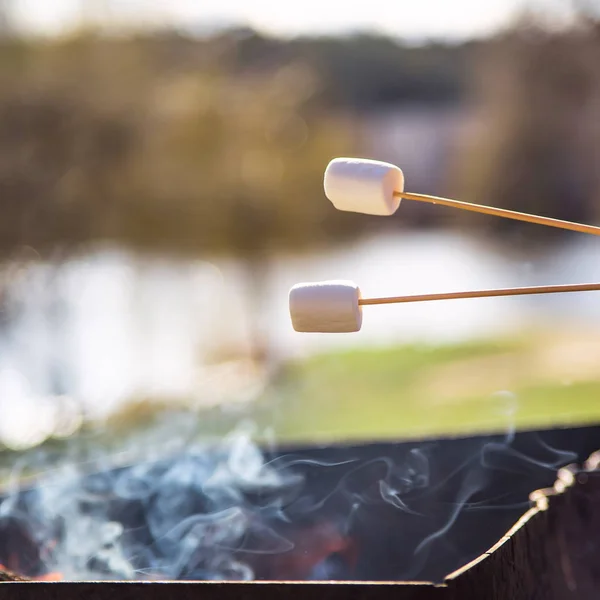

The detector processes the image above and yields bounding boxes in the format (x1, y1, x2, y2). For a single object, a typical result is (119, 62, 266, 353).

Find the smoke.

(0, 415, 586, 583)
(0, 425, 356, 581)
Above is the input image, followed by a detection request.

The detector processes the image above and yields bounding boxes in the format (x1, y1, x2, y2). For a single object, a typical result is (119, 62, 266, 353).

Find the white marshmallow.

(324, 157, 404, 216)
(289, 280, 362, 333)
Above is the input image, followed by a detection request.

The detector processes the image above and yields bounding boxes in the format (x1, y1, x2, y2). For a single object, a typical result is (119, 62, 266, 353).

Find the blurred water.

(1, 231, 600, 440)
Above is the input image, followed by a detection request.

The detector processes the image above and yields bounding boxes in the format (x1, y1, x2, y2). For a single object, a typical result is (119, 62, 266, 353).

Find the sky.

(10, 0, 572, 40)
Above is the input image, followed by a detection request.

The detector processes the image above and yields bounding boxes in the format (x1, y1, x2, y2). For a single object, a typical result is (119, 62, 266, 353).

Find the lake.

(1, 230, 600, 443)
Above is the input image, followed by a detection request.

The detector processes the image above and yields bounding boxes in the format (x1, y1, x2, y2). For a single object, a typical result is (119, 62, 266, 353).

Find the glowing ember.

(0, 564, 62, 581)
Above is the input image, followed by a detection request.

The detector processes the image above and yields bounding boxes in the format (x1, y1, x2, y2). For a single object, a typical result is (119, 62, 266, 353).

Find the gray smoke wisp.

(0, 420, 585, 583)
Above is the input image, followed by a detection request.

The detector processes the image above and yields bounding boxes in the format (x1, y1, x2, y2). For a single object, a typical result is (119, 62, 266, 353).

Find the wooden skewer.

(395, 191, 600, 237)
(359, 282, 600, 306)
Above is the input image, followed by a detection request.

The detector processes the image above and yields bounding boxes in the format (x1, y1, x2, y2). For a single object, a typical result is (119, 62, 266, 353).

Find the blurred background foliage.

(0, 2, 599, 455)
(451, 14, 600, 245)
(0, 11, 598, 260)
(0, 31, 362, 257)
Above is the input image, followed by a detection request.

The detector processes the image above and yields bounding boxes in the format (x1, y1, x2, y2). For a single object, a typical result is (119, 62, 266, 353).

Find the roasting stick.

(395, 191, 600, 237)
(292, 158, 600, 335)
(359, 282, 600, 306)
(324, 157, 600, 236)
(289, 281, 600, 333)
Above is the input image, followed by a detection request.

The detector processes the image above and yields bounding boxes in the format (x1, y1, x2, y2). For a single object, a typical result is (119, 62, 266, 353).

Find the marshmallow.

(324, 157, 404, 216)
(289, 280, 362, 333)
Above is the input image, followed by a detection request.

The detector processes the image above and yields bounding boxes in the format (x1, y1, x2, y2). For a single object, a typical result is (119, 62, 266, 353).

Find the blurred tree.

(451, 11, 600, 246)
(118, 63, 360, 362)
(0, 34, 364, 365)
(0, 35, 361, 257)
(2, 27, 599, 254)
(230, 30, 472, 110)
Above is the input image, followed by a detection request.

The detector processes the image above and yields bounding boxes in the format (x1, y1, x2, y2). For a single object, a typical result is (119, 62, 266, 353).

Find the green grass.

(246, 335, 600, 444)
(3, 332, 600, 476)
(85, 334, 600, 447)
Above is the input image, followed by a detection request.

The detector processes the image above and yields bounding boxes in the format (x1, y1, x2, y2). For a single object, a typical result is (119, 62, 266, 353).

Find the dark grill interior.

(0, 424, 598, 590)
